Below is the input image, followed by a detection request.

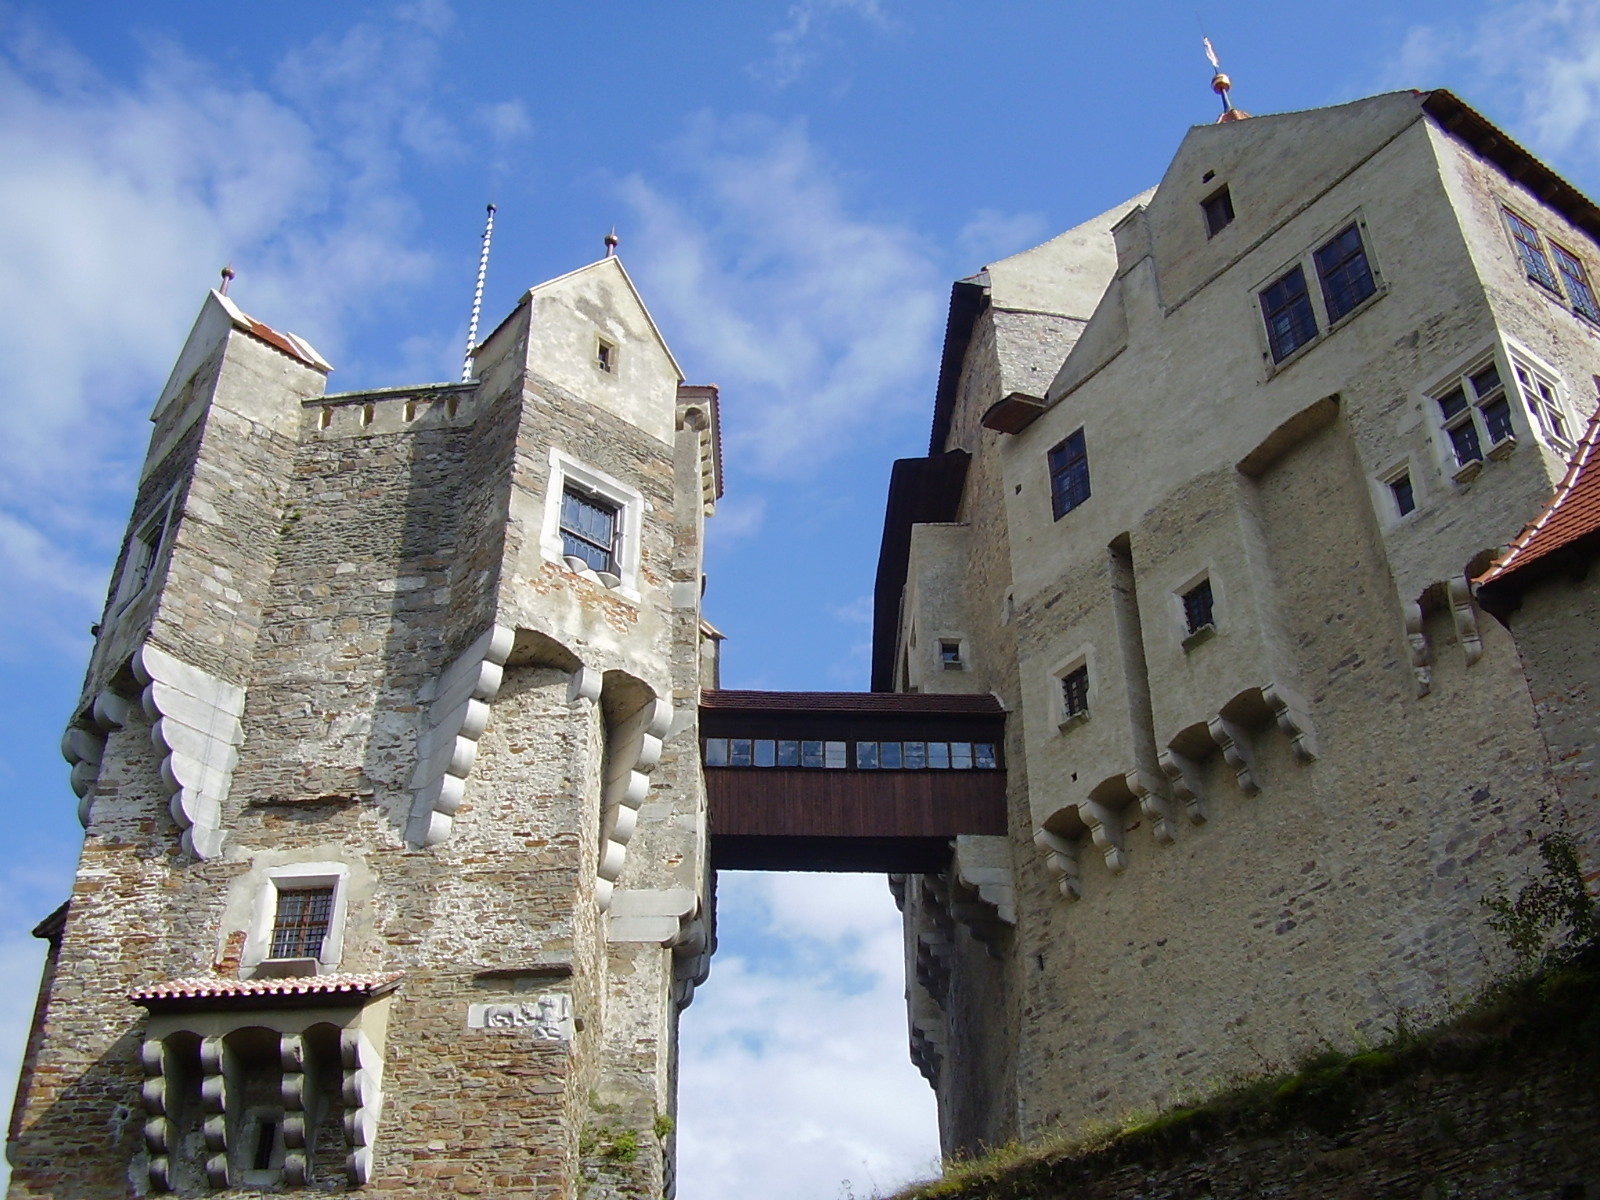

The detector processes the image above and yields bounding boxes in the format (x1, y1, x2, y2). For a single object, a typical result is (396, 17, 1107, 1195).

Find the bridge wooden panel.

(700, 690, 1008, 872)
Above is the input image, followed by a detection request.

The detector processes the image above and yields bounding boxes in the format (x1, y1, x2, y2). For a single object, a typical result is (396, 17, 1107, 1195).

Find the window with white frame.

(1433, 358, 1514, 478)
(1512, 358, 1573, 449)
(242, 863, 350, 976)
(539, 449, 644, 595)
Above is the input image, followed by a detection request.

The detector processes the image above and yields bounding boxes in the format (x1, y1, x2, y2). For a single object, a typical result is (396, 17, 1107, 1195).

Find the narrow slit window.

(269, 887, 334, 960)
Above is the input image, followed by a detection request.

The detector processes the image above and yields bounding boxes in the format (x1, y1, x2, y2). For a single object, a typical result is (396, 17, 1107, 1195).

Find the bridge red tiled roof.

(701, 690, 1003, 714)
(1477, 410, 1600, 592)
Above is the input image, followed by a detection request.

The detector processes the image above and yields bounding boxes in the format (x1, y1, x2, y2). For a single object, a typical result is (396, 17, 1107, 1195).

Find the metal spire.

(462, 203, 497, 382)
(1203, 37, 1248, 122)
(219, 265, 235, 295)
(604, 226, 619, 258)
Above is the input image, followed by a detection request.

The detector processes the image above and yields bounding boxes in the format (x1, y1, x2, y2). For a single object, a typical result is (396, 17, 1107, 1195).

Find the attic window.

(596, 336, 617, 374)
(1202, 186, 1235, 238)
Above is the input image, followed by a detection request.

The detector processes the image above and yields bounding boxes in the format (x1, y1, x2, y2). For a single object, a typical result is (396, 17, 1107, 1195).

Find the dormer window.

(1202, 186, 1234, 238)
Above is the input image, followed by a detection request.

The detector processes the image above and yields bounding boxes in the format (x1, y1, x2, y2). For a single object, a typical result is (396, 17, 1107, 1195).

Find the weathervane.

(1204, 37, 1249, 122)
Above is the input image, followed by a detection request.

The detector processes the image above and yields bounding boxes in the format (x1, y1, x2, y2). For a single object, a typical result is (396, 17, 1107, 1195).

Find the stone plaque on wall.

(467, 993, 573, 1041)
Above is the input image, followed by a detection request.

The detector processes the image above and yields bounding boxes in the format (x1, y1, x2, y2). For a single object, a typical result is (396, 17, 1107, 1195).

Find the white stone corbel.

(1447, 576, 1483, 666)
(1262, 682, 1318, 763)
(567, 665, 602, 707)
(1156, 748, 1207, 824)
(594, 692, 673, 912)
(281, 1033, 319, 1185)
(606, 888, 713, 1007)
(1076, 799, 1128, 873)
(140, 1038, 173, 1193)
(407, 624, 514, 847)
(1403, 600, 1432, 697)
(1032, 828, 1083, 901)
(952, 835, 1017, 925)
(1207, 714, 1259, 795)
(1125, 768, 1175, 844)
(341, 1028, 385, 1186)
(131, 645, 246, 859)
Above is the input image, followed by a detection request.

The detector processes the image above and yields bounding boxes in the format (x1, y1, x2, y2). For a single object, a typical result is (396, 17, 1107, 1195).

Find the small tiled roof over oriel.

(1476, 410, 1600, 608)
(130, 970, 403, 1012)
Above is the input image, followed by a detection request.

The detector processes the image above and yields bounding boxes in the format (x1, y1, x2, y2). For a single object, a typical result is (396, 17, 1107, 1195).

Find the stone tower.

(6, 256, 721, 1197)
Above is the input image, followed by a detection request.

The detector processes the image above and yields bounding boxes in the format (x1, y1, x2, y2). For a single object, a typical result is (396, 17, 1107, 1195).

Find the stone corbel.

(1262, 682, 1319, 763)
(1124, 768, 1175, 845)
(341, 1028, 385, 1186)
(1156, 748, 1207, 824)
(140, 1039, 174, 1193)
(1032, 828, 1083, 901)
(199, 1035, 231, 1189)
(1403, 600, 1432, 697)
(606, 886, 713, 1006)
(407, 624, 514, 848)
(1447, 576, 1483, 666)
(280, 1033, 322, 1186)
(1076, 799, 1128, 873)
(567, 665, 602, 707)
(949, 835, 1015, 956)
(1207, 715, 1259, 795)
(594, 693, 673, 913)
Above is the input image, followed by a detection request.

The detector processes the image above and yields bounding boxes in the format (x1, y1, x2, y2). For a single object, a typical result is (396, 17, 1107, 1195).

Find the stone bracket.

(1077, 798, 1128, 873)
(593, 689, 673, 913)
(949, 835, 1016, 956)
(1156, 747, 1207, 824)
(341, 1028, 385, 1186)
(1403, 600, 1432, 698)
(1447, 576, 1483, 666)
(1207, 714, 1259, 795)
(1263, 682, 1318, 763)
(1125, 768, 1175, 844)
(406, 624, 514, 848)
(606, 887, 713, 1008)
(1032, 828, 1083, 902)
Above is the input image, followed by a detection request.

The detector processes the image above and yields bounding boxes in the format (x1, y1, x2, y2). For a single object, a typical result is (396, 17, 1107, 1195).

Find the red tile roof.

(1477, 410, 1600, 592)
(130, 970, 403, 1010)
(702, 689, 1004, 715)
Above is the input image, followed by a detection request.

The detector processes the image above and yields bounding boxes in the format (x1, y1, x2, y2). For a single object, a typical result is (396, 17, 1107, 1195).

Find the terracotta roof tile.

(130, 970, 403, 1009)
(1477, 410, 1600, 590)
(702, 690, 1004, 715)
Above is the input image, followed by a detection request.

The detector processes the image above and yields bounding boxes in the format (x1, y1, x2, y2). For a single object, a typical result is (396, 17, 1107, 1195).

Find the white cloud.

(956, 209, 1052, 272)
(1386, 0, 1600, 185)
(677, 873, 939, 1200)
(707, 493, 768, 546)
(751, 0, 890, 89)
(828, 594, 875, 626)
(621, 113, 944, 478)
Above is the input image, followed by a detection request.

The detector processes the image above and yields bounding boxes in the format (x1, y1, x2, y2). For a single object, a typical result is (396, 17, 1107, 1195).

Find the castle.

(6, 86, 1600, 1196)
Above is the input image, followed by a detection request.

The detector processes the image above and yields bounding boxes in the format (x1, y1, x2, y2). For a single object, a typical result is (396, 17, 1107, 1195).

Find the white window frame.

(1424, 350, 1519, 483)
(241, 861, 351, 976)
(539, 448, 645, 599)
(1506, 345, 1575, 453)
(108, 486, 181, 617)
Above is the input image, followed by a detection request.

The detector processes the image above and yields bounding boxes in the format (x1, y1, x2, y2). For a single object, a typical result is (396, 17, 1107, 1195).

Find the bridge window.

(705, 737, 999, 770)
(777, 740, 800, 767)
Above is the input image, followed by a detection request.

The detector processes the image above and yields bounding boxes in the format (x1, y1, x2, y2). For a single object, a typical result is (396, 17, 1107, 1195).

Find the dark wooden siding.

(706, 768, 1005, 839)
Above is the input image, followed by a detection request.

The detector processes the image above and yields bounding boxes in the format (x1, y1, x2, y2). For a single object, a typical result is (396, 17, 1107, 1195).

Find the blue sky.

(1, 2, 1598, 1196)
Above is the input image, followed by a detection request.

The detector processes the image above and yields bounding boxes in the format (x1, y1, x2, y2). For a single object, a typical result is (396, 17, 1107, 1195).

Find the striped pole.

(462, 203, 497, 382)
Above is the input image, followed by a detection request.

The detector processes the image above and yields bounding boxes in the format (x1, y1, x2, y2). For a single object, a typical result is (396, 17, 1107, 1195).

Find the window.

(1314, 224, 1377, 322)
(1505, 208, 1561, 292)
(269, 887, 334, 960)
(707, 739, 1000, 771)
(1048, 429, 1091, 519)
(939, 640, 963, 670)
(559, 486, 619, 574)
(1260, 265, 1318, 362)
(1513, 360, 1571, 448)
(1389, 471, 1416, 517)
(1552, 243, 1600, 324)
(1202, 186, 1235, 237)
(110, 491, 178, 613)
(1182, 578, 1215, 636)
(596, 336, 617, 373)
(1060, 665, 1090, 721)
(1434, 359, 1513, 476)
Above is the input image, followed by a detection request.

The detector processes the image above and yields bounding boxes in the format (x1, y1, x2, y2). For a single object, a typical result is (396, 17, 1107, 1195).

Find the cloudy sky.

(1, 1, 1597, 1196)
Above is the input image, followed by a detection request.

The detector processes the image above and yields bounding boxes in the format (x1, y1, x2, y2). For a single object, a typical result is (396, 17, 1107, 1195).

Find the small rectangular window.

(1506, 210, 1560, 292)
(824, 741, 847, 769)
(777, 740, 800, 767)
(1183, 579, 1215, 636)
(1202, 186, 1235, 237)
(269, 887, 335, 960)
(974, 743, 998, 770)
(1048, 429, 1091, 520)
(939, 640, 963, 669)
(927, 742, 950, 769)
(950, 742, 973, 770)
(1390, 472, 1416, 517)
(729, 738, 753, 767)
(596, 337, 617, 373)
(560, 486, 619, 573)
(1437, 385, 1483, 467)
(704, 738, 728, 767)
(880, 742, 903, 770)
(1514, 362, 1570, 446)
(903, 741, 927, 770)
(1314, 224, 1377, 322)
(801, 740, 824, 769)
(1261, 265, 1318, 362)
(753, 739, 776, 768)
(856, 741, 879, 769)
(1552, 243, 1600, 322)
(1061, 665, 1090, 720)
